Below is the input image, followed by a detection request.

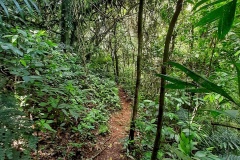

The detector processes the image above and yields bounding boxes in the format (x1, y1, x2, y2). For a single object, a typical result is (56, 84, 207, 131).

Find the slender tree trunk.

(70, 21, 77, 47)
(113, 23, 120, 83)
(61, 0, 67, 52)
(110, 38, 117, 77)
(128, 0, 144, 150)
(151, 0, 183, 159)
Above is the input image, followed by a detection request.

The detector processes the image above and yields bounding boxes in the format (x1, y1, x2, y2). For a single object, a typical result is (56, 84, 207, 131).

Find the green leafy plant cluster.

(0, 93, 37, 160)
(0, 18, 120, 158)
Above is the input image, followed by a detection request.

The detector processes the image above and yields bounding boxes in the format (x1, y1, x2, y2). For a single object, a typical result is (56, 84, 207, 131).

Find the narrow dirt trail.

(94, 87, 131, 160)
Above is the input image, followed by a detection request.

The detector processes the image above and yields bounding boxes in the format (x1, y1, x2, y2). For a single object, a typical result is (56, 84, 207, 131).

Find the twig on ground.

(91, 136, 114, 159)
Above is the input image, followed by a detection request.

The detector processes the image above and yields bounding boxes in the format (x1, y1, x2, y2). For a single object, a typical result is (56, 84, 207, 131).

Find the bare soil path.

(92, 87, 131, 160)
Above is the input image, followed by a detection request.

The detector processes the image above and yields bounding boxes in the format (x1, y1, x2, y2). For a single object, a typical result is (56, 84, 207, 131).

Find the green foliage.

(0, 15, 121, 158)
(194, 0, 237, 39)
(0, 94, 37, 160)
(98, 124, 109, 135)
(0, 0, 40, 17)
(178, 132, 195, 155)
(158, 62, 240, 106)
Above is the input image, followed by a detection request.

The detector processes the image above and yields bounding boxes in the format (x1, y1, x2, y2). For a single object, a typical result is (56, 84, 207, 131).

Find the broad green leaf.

(156, 74, 197, 88)
(195, 5, 224, 27)
(39, 102, 48, 107)
(1, 43, 23, 56)
(11, 46, 23, 56)
(46, 40, 57, 47)
(17, 29, 27, 37)
(218, 0, 237, 39)
(1, 43, 10, 50)
(2, 35, 13, 38)
(27, 48, 34, 53)
(235, 50, 240, 56)
(23, 76, 30, 82)
(168, 62, 235, 104)
(20, 59, 27, 67)
(12, 35, 18, 43)
(22, 76, 42, 82)
(0, 0, 9, 17)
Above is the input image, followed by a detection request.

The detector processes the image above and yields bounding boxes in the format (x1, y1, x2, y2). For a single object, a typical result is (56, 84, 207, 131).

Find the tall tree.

(151, 0, 183, 159)
(128, 0, 144, 149)
(61, 0, 68, 52)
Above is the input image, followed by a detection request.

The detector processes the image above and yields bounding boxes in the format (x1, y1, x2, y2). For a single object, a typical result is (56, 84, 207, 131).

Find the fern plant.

(199, 127, 240, 156)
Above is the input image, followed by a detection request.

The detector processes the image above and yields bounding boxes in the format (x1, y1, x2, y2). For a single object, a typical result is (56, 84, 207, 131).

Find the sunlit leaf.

(12, 35, 18, 43)
(20, 59, 27, 67)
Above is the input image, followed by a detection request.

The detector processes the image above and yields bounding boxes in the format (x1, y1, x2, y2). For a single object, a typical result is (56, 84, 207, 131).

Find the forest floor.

(33, 87, 131, 160)
(90, 87, 132, 160)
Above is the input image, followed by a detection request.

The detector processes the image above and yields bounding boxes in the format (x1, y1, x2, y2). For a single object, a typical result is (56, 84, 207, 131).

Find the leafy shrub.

(0, 94, 37, 160)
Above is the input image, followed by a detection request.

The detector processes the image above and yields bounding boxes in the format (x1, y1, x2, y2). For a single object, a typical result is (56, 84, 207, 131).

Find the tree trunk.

(128, 0, 144, 150)
(70, 21, 77, 47)
(151, 0, 183, 159)
(61, 0, 67, 52)
(113, 23, 120, 83)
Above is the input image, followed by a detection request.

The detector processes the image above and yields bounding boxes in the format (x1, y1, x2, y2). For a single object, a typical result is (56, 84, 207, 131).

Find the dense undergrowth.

(121, 82, 240, 160)
(120, 63, 240, 160)
(0, 22, 120, 159)
(1, 1, 240, 159)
